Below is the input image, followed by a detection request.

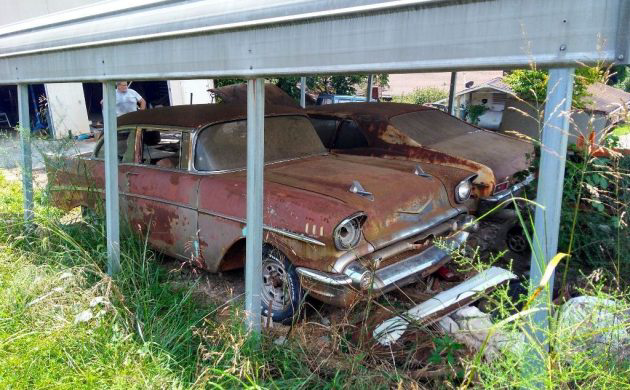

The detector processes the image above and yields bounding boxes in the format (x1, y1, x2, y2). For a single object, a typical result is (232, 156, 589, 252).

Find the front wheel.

(261, 247, 302, 324)
(506, 226, 528, 253)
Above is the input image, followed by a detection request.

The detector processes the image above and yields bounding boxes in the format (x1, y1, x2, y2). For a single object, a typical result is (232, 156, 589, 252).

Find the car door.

(123, 127, 199, 260)
(88, 127, 138, 214)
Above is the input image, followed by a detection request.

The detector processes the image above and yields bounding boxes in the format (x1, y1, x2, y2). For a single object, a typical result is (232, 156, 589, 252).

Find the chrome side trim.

(373, 266, 517, 346)
(198, 208, 326, 246)
(265, 225, 326, 247)
(482, 173, 534, 203)
(296, 267, 352, 286)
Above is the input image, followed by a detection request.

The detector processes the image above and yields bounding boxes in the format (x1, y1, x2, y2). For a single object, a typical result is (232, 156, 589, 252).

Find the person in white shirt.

(114, 81, 146, 116)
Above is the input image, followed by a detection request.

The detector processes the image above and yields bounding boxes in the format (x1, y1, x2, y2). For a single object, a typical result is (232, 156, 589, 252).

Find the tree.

(503, 67, 603, 109)
(610, 65, 630, 92)
(213, 74, 389, 101)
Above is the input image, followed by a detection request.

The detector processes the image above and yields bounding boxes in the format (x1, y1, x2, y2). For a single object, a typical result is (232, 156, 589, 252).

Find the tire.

(260, 246, 302, 324)
(506, 226, 529, 253)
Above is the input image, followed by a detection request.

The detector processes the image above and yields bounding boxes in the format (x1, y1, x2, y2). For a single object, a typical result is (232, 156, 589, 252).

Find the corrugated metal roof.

(0, 0, 627, 83)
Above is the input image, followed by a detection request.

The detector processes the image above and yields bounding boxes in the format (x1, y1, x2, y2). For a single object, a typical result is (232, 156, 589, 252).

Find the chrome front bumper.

(373, 266, 517, 346)
(296, 229, 470, 306)
(479, 174, 534, 211)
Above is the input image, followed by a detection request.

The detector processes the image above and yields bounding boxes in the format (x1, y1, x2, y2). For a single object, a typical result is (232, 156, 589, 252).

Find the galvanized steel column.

(447, 72, 457, 115)
(102, 82, 121, 276)
(17, 84, 34, 226)
(525, 68, 574, 378)
(300, 76, 307, 108)
(366, 75, 373, 102)
(245, 78, 264, 332)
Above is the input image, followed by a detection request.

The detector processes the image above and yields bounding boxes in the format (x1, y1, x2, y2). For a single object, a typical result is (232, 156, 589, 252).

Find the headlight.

(333, 213, 364, 250)
(455, 179, 473, 203)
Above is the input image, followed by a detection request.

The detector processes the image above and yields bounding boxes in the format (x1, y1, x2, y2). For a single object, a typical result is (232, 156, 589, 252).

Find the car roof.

(306, 102, 434, 120)
(117, 103, 305, 128)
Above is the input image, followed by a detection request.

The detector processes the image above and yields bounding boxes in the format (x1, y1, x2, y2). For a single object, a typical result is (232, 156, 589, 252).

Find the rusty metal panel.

(124, 167, 200, 259)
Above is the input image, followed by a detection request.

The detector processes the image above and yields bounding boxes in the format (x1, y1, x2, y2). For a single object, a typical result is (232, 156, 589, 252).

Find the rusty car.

(48, 103, 511, 323)
(211, 84, 534, 215)
(306, 102, 535, 214)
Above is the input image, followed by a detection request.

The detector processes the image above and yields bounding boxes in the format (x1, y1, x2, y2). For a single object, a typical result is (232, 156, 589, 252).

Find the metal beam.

(17, 84, 33, 226)
(1, 0, 626, 83)
(245, 78, 264, 332)
(102, 81, 120, 276)
(525, 67, 574, 379)
(447, 72, 457, 115)
(300, 76, 306, 108)
(366, 74, 373, 102)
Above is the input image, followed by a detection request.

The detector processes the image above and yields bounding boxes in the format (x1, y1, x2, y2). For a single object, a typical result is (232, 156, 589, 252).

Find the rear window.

(195, 115, 326, 171)
(94, 130, 136, 162)
(309, 118, 339, 148)
(390, 111, 477, 146)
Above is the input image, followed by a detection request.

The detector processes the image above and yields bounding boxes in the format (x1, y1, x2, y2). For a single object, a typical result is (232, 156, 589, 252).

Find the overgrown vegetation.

(214, 74, 390, 101)
(611, 65, 630, 93)
(391, 86, 448, 105)
(503, 67, 603, 108)
(465, 104, 489, 125)
(1, 64, 629, 388)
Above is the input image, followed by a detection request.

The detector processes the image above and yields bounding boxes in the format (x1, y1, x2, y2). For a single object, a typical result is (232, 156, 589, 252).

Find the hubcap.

(261, 254, 290, 312)
(507, 230, 528, 253)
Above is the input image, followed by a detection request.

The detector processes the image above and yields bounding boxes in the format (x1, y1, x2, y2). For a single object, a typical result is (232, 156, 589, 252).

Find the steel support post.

(525, 68, 574, 381)
(17, 84, 34, 227)
(245, 78, 265, 332)
(366, 74, 373, 101)
(300, 76, 306, 108)
(447, 72, 457, 115)
(102, 81, 121, 276)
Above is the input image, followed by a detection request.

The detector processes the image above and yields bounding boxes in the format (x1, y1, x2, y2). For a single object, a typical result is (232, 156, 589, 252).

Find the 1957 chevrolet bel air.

(48, 103, 509, 323)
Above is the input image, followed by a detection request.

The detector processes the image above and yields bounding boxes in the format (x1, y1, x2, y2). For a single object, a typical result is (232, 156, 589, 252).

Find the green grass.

(613, 124, 630, 137)
(0, 172, 408, 389)
(1, 148, 629, 389)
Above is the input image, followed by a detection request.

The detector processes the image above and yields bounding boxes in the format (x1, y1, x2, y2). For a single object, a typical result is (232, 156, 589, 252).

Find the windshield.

(194, 115, 326, 171)
(390, 111, 478, 146)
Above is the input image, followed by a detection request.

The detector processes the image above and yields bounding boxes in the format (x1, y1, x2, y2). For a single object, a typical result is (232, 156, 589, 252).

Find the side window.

(334, 120, 369, 149)
(309, 118, 339, 148)
(141, 129, 185, 169)
(94, 129, 136, 163)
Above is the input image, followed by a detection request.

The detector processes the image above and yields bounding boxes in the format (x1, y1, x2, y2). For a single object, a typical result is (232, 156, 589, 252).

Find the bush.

(503, 67, 603, 109)
(392, 87, 448, 105)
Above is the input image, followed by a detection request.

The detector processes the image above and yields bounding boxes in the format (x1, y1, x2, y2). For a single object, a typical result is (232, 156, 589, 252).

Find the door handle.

(126, 172, 140, 176)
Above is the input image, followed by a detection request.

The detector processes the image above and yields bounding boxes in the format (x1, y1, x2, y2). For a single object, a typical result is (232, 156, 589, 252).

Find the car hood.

(424, 130, 533, 183)
(265, 154, 458, 249)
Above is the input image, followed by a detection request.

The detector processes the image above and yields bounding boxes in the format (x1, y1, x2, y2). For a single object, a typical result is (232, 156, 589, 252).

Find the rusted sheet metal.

(117, 102, 304, 129)
(307, 103, 534, 199)
(332, 152, 478, 210)
(48, 105, 475, 309)
(47, 157, 105, 211)
(210, 83, 302, 109)
(263, 154, 454, 251)
(307, 102, 433, 119)
(124, 167, 199, 259)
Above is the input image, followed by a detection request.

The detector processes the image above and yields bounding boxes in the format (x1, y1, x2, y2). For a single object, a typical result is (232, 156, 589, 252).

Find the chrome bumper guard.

(481, 174, 534, 205)
(296, 230, 469, 293)
(374, 266, 517, 346)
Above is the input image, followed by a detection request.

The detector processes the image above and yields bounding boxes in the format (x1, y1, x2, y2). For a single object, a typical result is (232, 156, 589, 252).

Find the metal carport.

(1, 0, 628, 378)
